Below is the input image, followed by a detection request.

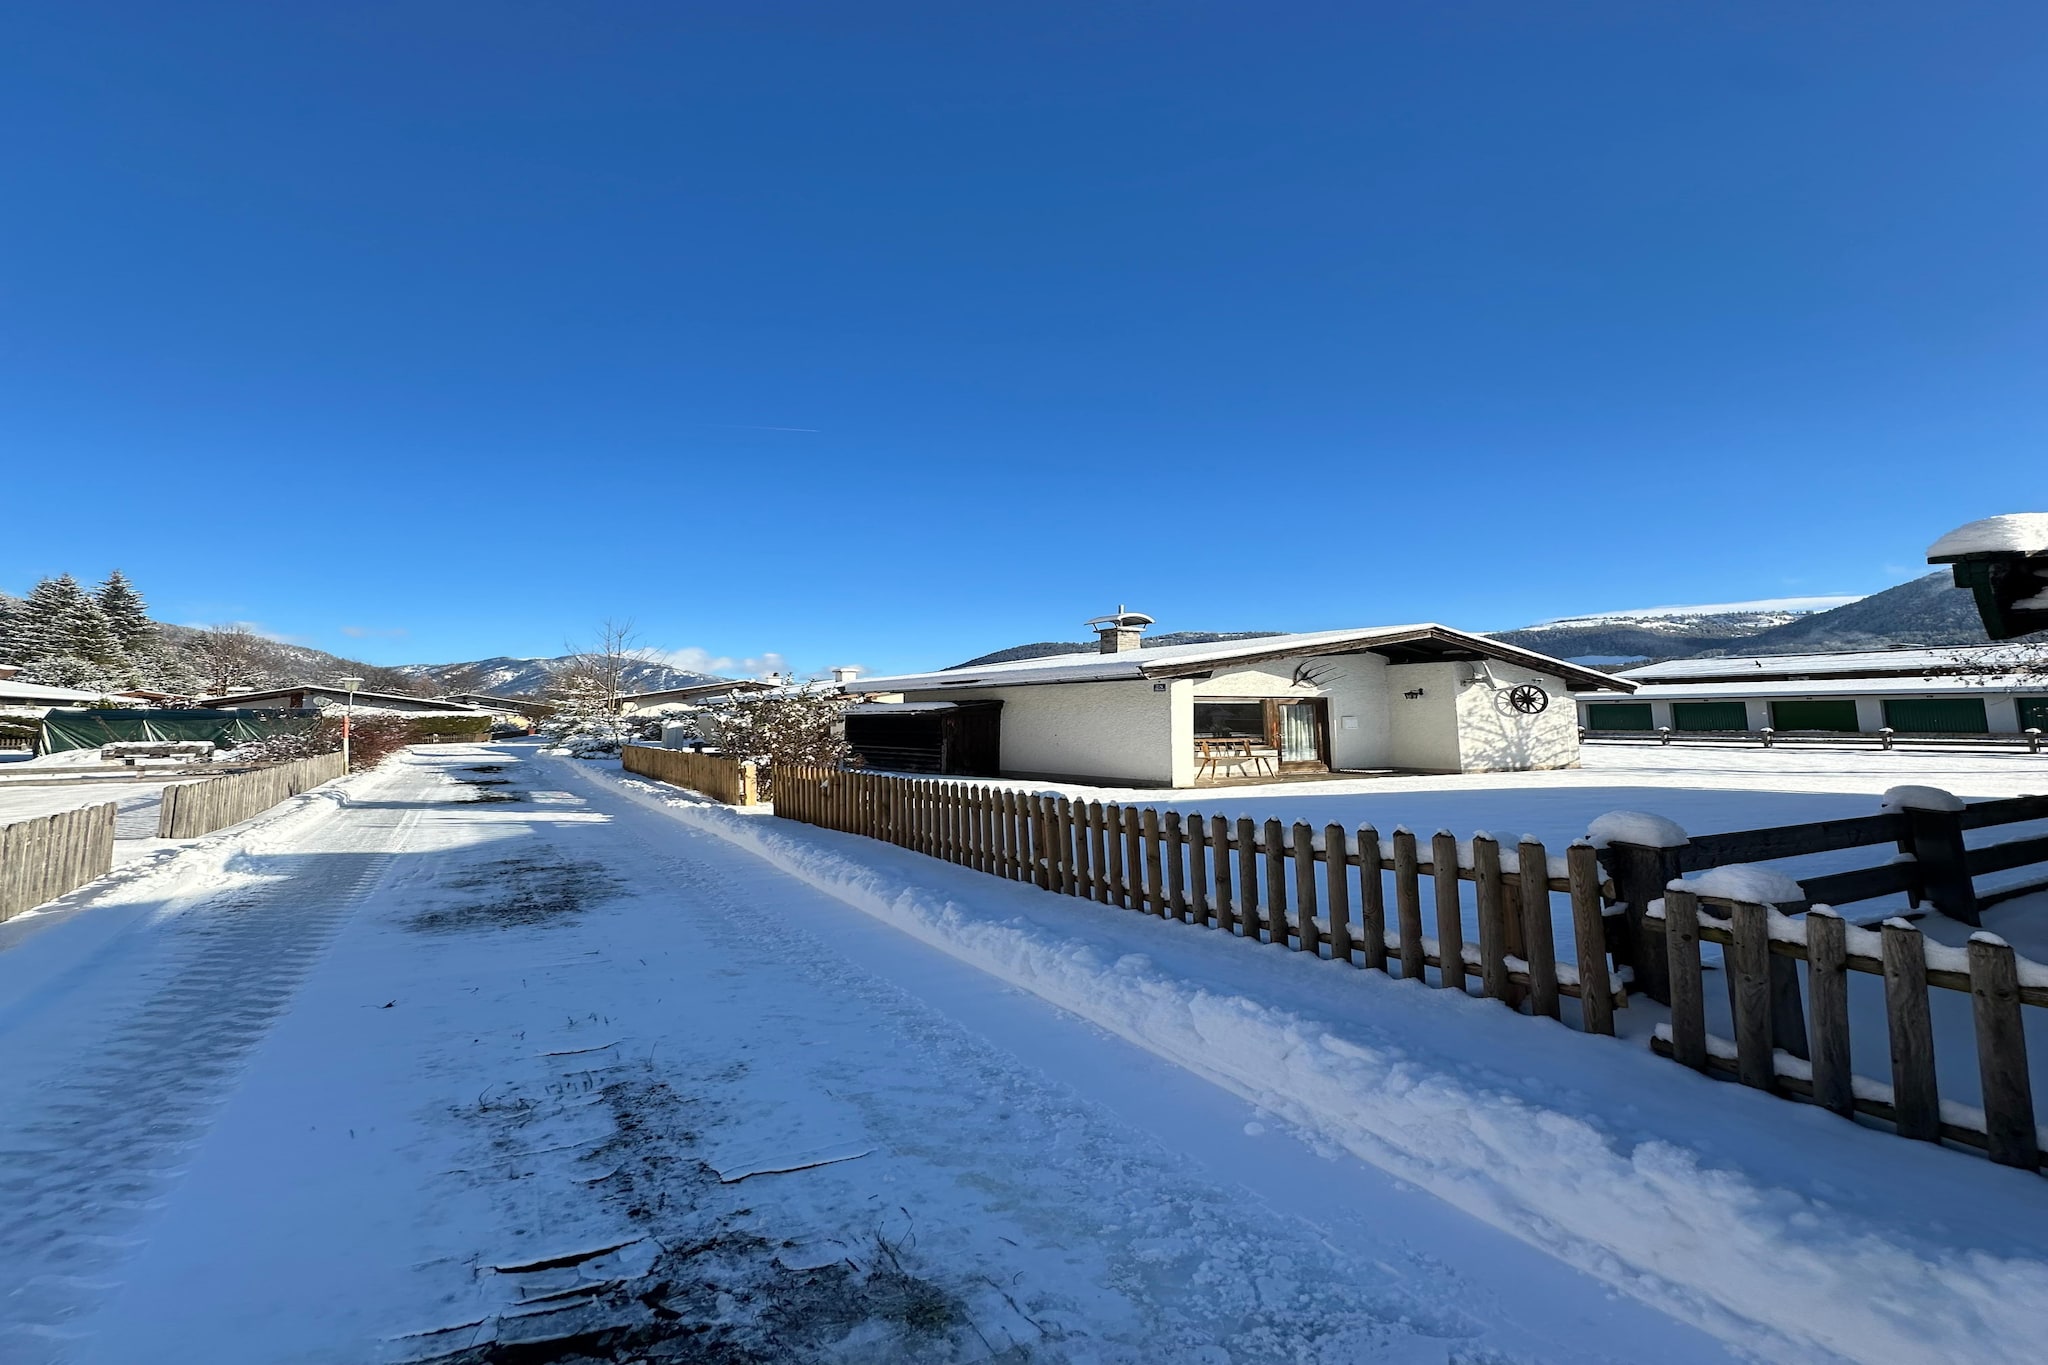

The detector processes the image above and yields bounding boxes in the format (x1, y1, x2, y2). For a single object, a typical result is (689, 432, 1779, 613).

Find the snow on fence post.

(1431, 831, 1463, 989)
(1595, 839, 1681, 1005)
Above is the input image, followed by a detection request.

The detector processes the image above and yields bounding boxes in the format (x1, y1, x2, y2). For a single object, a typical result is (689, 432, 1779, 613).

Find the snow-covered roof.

(200, 684, 487, 711)
(0, 678, 109, 705)
(1620, 644, 2028, 683)
(857, 625, 1632, 693)
(617, 679, 773, 703)
(1587, 676, 2046, 702)
(1927, 513, 2048, 560)
(846, 700, 974, 715)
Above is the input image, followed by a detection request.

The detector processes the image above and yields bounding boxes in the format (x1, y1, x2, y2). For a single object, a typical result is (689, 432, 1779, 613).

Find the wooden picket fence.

(776, 767, 1622, 1033)
(0, 802, 116, 921)
(157, 752, 348, 839)
(621, 745, 761, 806)
(1653, 890, 2048, 1171)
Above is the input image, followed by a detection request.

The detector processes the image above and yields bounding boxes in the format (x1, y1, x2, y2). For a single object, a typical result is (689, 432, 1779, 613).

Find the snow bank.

(1880, 785, 1966, 814)
(1927, 513, 2048, 559)
(576, 761, 2048, 1365)
(1587, 810, 1690, 849)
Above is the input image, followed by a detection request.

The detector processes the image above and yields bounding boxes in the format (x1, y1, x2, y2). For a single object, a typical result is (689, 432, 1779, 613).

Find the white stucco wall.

(1451, 663, 1581, 771)
(899, 681, 1179, 785)
(1382, 663, 1464, 771)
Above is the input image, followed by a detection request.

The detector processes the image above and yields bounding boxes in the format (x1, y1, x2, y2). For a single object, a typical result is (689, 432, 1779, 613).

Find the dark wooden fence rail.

(157, 753, 348, 839)
(1651, 890, 2047, 1172)
(621, 745, 760, 806)
(775, 766, 1622, 1034)
(0, 802, 116, 921)
(1601, 792, 2048, 1003)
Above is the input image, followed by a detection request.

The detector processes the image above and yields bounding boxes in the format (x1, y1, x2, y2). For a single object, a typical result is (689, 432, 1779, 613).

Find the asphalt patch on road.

(408, 1072, 990, 1365)
(408, 855, 620, 934)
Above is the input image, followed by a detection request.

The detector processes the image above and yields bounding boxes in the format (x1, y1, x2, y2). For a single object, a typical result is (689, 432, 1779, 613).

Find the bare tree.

(184, 625, 276, 697)
(551, 618, 641, 712)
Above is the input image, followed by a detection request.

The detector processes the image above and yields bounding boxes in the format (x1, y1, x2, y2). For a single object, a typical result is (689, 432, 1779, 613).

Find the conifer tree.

(94, 570, 155, 654)
(11, 575, 89, 663)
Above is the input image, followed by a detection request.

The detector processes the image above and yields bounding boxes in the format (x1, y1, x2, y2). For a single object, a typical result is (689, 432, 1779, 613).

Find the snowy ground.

(1, 743, 2044, 1363)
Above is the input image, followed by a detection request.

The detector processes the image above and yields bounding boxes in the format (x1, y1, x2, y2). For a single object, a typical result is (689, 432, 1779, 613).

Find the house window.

(1195, 701, 1266, 739)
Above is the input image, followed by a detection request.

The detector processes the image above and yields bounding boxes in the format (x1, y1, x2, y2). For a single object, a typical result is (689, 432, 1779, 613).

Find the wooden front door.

(1273, 698, 1330, 770)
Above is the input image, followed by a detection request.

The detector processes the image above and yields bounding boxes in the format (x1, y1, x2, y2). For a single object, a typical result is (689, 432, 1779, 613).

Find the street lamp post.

(337, 676, 364, 770)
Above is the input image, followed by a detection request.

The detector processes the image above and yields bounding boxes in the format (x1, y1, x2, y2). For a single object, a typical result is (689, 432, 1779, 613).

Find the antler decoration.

(1292, 661, 1338, 689)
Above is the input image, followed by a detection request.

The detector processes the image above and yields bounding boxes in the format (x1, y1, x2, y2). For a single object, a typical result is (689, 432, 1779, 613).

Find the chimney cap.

(1084, 605, 1154, 630)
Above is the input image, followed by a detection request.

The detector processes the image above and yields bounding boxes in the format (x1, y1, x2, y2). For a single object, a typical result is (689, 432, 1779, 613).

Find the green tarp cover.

(39, 708, 320, 753)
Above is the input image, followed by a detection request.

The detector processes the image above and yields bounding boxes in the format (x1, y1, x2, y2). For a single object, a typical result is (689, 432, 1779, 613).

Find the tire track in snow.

(0, 806, 419, 1362)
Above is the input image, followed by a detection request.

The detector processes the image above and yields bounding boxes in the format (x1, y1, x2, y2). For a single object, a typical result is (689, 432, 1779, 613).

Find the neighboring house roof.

(618, 679, 776, 705)
(200, 684, 487, 711)
(857, 625, 1632, 694)
(0, 678, 109, 705)
(1593, 676, 2045, 702)
(1620, 644, 2027, 684)
(440, 692, 543, 707)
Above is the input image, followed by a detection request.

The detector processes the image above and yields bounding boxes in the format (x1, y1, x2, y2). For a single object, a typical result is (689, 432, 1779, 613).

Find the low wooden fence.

(1652, 891, 2047, 1171)
(776, 767, 1622, 1034)
(621, 745, 761, 806)
(1, 803, 116, 921)
(157, 752, 348, 839)
(1585, 728, 2046, 754)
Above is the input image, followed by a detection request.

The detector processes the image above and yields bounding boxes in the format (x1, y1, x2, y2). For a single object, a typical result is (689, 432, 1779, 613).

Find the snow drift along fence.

(774, 767, 1623, 1034)
(0, 802, 116, 922)
(156, 752, 348, 839)
(621, 745, 761, 806)
(1651, 891, 2048, 1172)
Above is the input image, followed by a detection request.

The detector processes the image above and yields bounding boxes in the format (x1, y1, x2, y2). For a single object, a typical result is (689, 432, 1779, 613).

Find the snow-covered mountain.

(388, 654, 727, 698)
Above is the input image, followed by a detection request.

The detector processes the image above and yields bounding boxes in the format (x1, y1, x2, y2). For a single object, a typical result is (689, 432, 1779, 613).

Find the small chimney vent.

(829, 666, 862, 685)
(1085, 605, 1154, 655)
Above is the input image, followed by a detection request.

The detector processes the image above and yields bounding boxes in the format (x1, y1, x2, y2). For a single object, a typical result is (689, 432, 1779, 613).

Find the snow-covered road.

(0, 744, 2042, 1363)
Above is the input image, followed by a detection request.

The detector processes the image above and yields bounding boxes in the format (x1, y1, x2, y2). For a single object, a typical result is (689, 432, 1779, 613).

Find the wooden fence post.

(1263, 818, 1287, 947)
(1210, 814, 1234, 933)
(1474, 834, 1508, 1001)
(1392, 830, 1424, 980)
(1898, 804, 1980, 927)
(1663, 887, 1707, 1070)
(1566, 842, 1614, 1036)
(1186, 813, 1209, 927)
(1235, 817, 1259, 940)
(1432, 831, 1464, 989)
(1729, 900, 1774, 1089)
(1598, 840, 1679, 1004)
(1804, 908, 1854, 1117)
(1124, 807, 1145, 911)
(1357, 826, 1386, 972)
(1324, 822, 1351, 964)
(1967, 935, 2040, 1170)
(1141, 808, 1166, 916)
(1519, 837, 1559, 1020)
(1164, 811, 1187, 920)
(1881, 920, 1940, 1142)
(1292, 822, 1317, 954)
(1104, 804, 1127, 907)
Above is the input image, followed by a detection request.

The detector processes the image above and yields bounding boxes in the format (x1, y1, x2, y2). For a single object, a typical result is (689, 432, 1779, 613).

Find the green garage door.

(1585, 702, 1653, 731)
(1672, 701, 1749, 731)
(1770, 699, 1860, 732)
(2019, 697, 2048, 732)
(1883, 697, 1989, 734)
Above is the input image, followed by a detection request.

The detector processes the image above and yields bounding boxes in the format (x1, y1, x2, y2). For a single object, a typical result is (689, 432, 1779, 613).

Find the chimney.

(1086, 606, 1154, 655)
(830, 666, 861, 685)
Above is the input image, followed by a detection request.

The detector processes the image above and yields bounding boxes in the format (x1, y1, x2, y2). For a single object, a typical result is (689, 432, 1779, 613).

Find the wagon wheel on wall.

(1501, 683, 1550, 716)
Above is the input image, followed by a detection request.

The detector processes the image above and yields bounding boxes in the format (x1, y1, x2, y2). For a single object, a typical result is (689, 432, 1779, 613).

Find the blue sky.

(4, 4, 2043, 677)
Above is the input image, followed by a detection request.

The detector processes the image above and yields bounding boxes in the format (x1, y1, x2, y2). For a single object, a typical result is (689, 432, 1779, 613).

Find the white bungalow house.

(847, 612, 1633, 787)
(198, 684, 489, 718)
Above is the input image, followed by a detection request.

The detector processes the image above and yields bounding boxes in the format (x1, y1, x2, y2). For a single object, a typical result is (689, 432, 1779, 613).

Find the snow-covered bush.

(692, 683, 849, 796)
